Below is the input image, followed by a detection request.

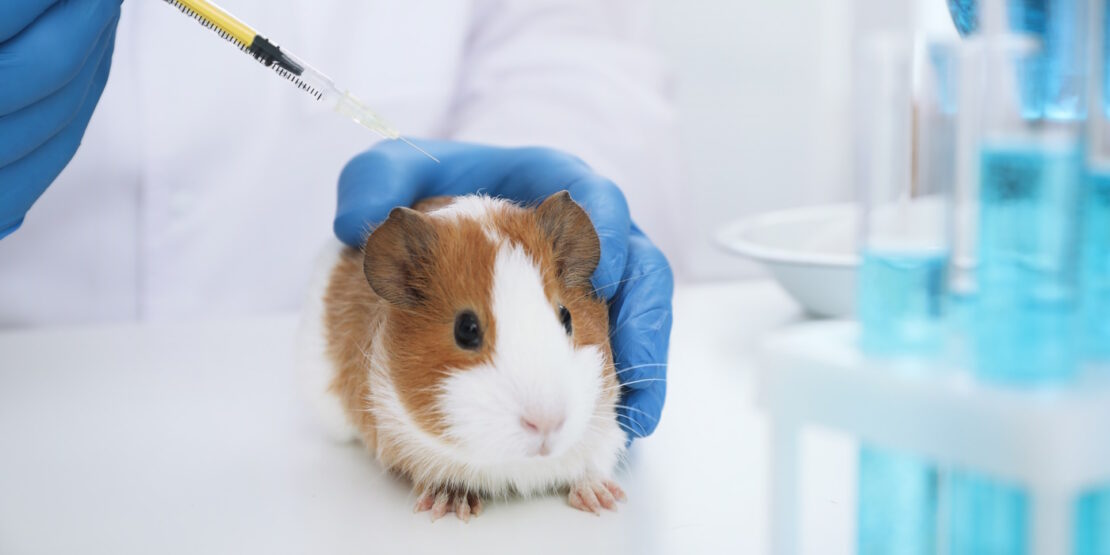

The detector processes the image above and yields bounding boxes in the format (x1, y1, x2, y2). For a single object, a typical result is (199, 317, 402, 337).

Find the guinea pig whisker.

(587, 413, 628, 437)
(589, 265, 671, 300)
(614, 453, 632, 473)
(612, 363, 668, 376)
(613, 403, 659, 423)
(582, 422, 609, 438)
(614, 411, 644, 428)
(617, 417, 643, 432)
(589, 408, 647, 439)
(614, 418, 643, 439)
(602, 377, 667, 392)
(569, 263, 674, 306)
(594, 412, 630, 432)
(606, 305, 664, 340)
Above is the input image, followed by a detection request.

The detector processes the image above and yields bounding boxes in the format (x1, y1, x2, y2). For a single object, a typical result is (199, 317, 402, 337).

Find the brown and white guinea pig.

(297, 192, 627, 520)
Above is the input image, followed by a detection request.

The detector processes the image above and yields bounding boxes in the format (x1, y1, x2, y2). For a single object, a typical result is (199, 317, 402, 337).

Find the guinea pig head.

(362, 193, 616, 465)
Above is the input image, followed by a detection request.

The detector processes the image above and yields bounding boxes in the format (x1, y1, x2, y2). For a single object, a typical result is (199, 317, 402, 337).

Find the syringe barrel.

(272, 49, 401, 140)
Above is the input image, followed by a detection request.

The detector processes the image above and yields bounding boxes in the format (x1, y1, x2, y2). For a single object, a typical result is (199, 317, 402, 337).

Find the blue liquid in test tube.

(1074, 170, 1110, 554)
(1076, 488, 1110, 555)
(859, 252, 949, 355)
(974, 142, 1081, 384)
(947, 1, 1104, 552)
(856, 249, 946, 555)
(1074, 0, 1110, 549)
(1081, 170, 1110, 359)
(854, 35, 949, 555)
(857, 448, 939, 555)
(1073, 171, 1110, 547)
(948, 472, 1031, 554)
(856, 249, 947, 555)
(948, 141, 1082, 555)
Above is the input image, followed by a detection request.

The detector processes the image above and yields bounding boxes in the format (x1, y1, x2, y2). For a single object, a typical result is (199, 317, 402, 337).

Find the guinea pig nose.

(520, 413, 565, 436)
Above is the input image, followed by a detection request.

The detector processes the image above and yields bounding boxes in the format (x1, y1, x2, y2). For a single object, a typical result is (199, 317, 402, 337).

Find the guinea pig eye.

(559, 304, 572, 336)
(454, 310, 483, 350)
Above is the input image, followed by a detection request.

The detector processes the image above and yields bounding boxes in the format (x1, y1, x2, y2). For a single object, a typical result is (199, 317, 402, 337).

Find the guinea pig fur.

(298, 192, 627, 520)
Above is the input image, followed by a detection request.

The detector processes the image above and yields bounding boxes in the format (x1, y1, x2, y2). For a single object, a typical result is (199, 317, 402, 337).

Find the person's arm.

(0, 0, 122, 239)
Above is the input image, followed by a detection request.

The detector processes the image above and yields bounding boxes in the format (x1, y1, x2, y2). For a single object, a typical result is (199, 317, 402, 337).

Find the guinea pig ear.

(535, 191, 601, 290)
(363, 207, 438, 306)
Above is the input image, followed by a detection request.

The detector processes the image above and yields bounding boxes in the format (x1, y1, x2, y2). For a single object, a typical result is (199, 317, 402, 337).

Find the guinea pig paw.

(568, 479, 626, 515)
(414, 486, 483, 522)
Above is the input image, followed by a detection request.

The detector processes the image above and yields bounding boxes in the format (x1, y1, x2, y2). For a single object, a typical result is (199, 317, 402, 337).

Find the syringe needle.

(399, 136, 441, 163)
(332, 92, 440, 163)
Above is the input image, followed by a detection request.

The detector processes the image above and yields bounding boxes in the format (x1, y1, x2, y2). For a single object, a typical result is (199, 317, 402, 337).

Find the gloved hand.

(945, 0, 1042, 36)
(0, 0, 122, 240)
(945, 1, 1082, 119)
(946, 0, 978, 36)
(336, 140, 674, 442)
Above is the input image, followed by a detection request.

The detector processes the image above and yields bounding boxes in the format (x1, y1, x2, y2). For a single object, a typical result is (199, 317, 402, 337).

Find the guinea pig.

(298, 192, 627, 520)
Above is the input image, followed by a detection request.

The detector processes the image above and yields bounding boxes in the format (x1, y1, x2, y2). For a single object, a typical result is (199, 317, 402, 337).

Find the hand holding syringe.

(163, 0, 438, 162)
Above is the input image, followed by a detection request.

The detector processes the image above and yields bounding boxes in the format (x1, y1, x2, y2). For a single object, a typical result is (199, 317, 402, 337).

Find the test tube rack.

(760, 320, 1110, 555)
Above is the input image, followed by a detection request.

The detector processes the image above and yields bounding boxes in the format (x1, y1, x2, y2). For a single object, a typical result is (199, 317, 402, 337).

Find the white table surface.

(0, 281, 860, 555)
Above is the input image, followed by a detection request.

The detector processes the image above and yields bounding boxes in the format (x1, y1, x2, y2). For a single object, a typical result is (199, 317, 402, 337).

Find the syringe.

(161, 0, 438, 162)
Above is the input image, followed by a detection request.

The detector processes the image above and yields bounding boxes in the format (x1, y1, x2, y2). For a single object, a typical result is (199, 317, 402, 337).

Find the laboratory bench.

(0, 280, 862, 555)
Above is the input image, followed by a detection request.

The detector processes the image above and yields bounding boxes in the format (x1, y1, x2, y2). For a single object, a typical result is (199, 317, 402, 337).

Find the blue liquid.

(975, 143, 1081, 384)
(857, 250, 947, 554)
(858, 251, 949, 356)
(1076, 172, 1110, 555)
(1081, 171, 1110, 360)
(949, 143, 1082, 554)
(948, 472, 1030, 555)
(1076, 489, 1110, 555)
(857, 447, 938, 555)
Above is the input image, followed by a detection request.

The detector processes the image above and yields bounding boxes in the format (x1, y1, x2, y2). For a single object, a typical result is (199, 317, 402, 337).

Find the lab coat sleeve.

(437, 0, 684, 265)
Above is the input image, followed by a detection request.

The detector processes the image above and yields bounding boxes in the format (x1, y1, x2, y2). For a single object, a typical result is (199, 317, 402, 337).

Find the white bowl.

(715, 204, 859, 318)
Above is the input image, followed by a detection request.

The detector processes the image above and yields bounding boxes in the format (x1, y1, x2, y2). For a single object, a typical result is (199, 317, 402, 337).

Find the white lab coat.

(0, 0, 680, 328)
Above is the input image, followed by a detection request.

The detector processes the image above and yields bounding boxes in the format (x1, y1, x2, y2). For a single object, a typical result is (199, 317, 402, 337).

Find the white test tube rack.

(759, 320, 1110, 555)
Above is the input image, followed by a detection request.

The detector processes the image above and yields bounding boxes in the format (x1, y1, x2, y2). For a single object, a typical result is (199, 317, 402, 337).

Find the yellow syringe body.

(162, 0, 437, 161)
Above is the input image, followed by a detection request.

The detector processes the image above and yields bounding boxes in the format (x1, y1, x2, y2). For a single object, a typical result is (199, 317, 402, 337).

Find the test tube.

(856, 35, 950, 356)
(1075, 0, 1110, 552)
(946, 0, 1087, 551)
(854, 34, 950, 555)
(1081, 0, 1110, 363)
(970, 26, 1084, 382)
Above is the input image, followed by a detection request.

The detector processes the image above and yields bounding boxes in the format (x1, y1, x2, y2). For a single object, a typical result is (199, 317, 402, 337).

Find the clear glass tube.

(972, 35, 1083, 386)
(947, 1, 1085, 388)
(946, 2, 1087, 551)
(856, 34, 950, 356)
(1075, 1, 1110, 553)
(1081, 0, 1110, 363)
(854, 33, 952, 555)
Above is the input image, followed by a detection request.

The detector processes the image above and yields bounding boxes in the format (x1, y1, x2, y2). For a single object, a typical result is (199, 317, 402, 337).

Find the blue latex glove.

(336, 140, 674, 441)
(946, 0, 1089, 119)
(0, 0, 122, 240)
(945, 0, 1044, 36)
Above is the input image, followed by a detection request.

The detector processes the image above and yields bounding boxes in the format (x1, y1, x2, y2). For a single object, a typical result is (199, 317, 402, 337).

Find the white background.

(648, 0, 955, 281)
